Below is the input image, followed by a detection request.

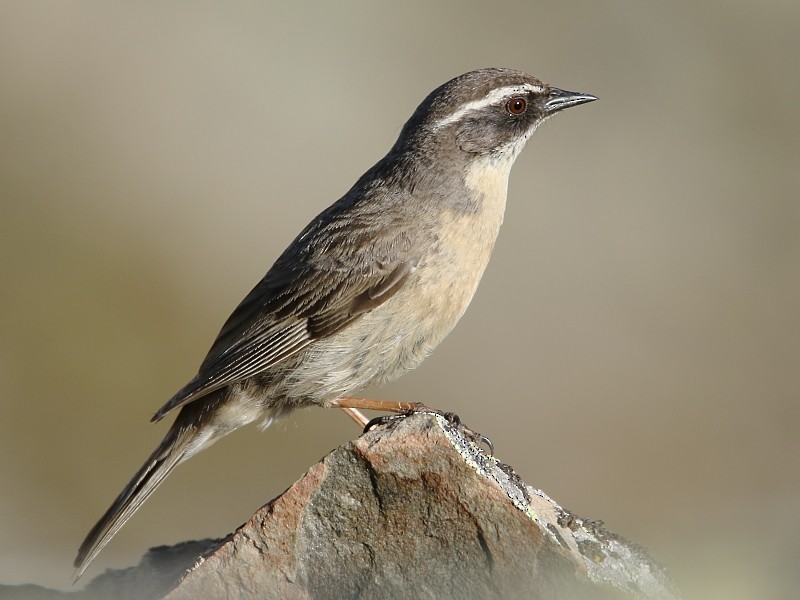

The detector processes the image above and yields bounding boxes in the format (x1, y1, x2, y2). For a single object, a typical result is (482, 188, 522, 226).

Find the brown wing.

(152, 210, 418, 422)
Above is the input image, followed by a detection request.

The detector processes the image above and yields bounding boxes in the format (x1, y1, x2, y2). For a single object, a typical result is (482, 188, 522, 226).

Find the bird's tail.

(73, 403, 215, 581)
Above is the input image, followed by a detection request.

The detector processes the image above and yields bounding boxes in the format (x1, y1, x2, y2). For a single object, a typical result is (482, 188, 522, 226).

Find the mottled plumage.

(74, 67, 596, 579)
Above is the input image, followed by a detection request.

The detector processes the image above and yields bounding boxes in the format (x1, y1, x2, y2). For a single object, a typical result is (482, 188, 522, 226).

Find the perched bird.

(74, 67, 596, 579)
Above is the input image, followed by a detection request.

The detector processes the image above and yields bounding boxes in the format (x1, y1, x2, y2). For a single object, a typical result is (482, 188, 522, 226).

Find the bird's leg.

(332, 397, 419, 428)
(331, 396, 425, 431)
(330, 396, 423, 413)
(340, 407, 369, 427)
(331, 396, 494, 456)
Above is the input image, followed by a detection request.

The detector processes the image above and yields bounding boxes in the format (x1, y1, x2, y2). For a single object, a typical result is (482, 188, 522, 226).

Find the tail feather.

(73, 420, 198, 581)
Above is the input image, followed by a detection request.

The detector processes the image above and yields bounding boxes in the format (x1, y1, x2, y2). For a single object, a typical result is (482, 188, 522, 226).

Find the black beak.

(544, 87, 598, 115)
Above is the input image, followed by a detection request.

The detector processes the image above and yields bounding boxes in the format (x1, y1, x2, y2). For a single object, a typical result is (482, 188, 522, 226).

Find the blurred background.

(1, 1, 798, 598)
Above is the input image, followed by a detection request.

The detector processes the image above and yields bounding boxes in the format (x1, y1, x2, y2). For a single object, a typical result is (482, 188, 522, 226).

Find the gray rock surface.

(2, 412, 679, 600)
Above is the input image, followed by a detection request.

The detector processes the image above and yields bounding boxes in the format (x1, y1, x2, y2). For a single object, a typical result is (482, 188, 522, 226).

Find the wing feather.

(152, 209, 419, 422)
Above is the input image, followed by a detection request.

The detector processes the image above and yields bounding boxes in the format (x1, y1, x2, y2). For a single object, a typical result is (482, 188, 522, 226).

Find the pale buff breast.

(268, 153, 515, 407)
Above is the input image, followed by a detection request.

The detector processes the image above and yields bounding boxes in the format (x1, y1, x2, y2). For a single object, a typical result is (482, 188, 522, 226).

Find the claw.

(471, 431, 495, 456)
(363, 413, 405, 433)
(362, 405, 495, 456)
(435, 411, 494, 455)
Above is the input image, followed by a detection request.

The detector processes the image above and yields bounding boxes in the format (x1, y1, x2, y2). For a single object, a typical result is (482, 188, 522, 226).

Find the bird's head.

(398, 68, 596, 163)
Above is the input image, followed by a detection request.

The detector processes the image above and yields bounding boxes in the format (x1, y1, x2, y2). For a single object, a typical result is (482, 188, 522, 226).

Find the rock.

(3, 412, 679, 599)
(167, 412, 678, 599)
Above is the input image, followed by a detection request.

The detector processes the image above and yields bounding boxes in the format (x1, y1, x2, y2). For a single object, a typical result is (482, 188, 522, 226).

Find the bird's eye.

(506, 97, 527, 115)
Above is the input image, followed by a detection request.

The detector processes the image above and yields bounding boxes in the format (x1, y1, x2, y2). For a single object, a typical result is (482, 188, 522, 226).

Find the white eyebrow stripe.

(430, 83, 545, 131)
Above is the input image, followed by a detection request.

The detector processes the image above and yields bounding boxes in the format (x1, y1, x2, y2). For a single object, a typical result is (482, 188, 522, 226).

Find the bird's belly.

(271, 209, 500, 406)
(268, 153, 511, 408)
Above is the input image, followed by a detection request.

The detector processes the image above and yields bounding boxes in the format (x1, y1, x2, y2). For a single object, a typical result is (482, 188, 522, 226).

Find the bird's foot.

(363, 404, 494, 456)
